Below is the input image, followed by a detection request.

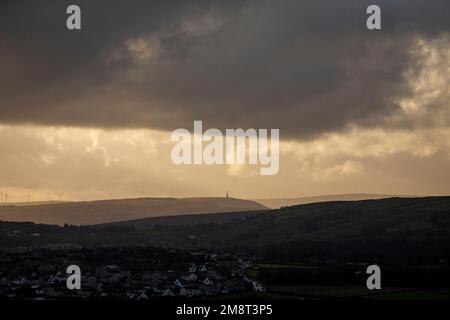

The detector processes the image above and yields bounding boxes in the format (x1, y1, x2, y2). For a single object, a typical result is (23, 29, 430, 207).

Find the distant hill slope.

(97, 210, 266, 230)
(0, 197, 267, 226)
(199, 196, 450, 261)
(6, 201, 68, 207)
(96, 196, 450, 259)
(254, 193, 412, 208)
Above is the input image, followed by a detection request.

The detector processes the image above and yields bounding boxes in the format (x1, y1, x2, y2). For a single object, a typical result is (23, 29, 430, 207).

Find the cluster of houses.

(0, 246, 265, 300)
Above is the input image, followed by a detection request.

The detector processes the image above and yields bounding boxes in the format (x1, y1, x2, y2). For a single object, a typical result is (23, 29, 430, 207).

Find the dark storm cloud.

(0, 0, 449, 138)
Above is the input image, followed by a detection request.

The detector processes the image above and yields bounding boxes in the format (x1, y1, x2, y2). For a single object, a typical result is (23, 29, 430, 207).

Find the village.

(0, 245, 265, 300)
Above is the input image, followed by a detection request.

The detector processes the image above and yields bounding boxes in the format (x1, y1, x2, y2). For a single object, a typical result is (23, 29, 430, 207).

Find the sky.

(0, 0, 449, 201)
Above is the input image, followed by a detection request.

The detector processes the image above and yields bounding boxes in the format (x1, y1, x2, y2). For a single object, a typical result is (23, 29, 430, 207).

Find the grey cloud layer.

(0, 0, 449, 137)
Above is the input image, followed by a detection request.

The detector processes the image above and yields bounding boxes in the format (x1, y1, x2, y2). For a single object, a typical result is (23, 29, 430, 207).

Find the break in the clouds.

(0, 124, 449, 202)
(0, 0, 449, 137)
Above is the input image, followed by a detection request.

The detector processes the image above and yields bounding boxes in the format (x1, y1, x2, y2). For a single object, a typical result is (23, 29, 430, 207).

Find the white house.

(203, 277, 213, 286)
(162, 289, 174, 297)
(174, 278, 184, 288)
(188, 263, 197, 273)
(182, 274, 197, 282)
(137, 292, 148, 300)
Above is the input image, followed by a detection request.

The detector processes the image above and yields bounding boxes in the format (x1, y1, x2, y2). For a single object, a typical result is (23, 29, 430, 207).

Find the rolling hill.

(195, 196, 450, 262)
(254, 193, 411, 208)
(6, 201, 68, 207)
(0, 197, 267, 226)
(206, 196, 450, 243)
(98, 210, 266, 230)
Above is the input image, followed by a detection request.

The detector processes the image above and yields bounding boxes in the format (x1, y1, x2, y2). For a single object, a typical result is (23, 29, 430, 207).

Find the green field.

(246, 262, 450, 300)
